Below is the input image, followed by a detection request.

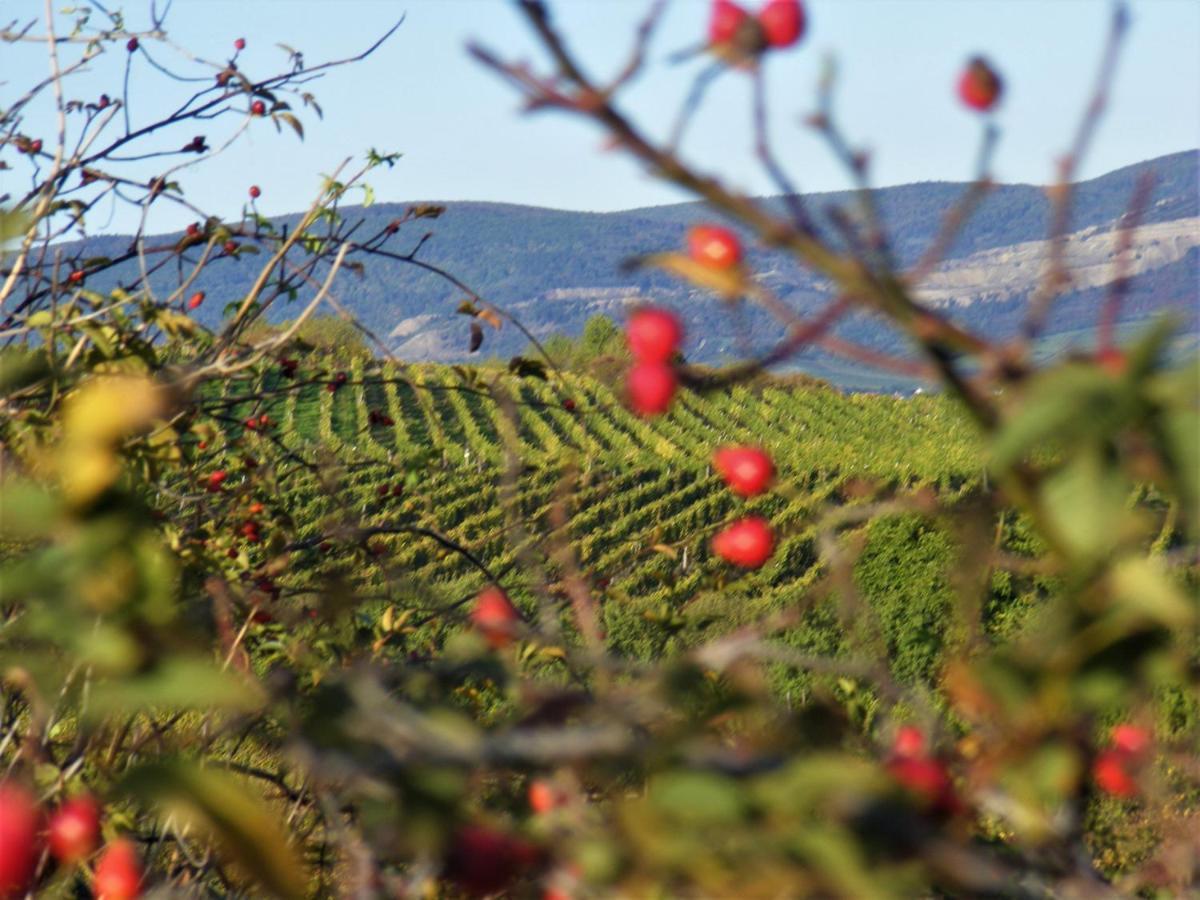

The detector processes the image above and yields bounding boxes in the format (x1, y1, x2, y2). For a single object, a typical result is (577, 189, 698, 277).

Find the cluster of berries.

(0, 784, 142, 899)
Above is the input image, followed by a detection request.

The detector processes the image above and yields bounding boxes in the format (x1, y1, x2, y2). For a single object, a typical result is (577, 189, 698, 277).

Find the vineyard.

(181, 356, 1000, 685)
(4, 2, 1197, 894)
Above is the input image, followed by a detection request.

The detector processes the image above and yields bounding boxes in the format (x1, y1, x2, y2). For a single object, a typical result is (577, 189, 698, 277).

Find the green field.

(190, 358, 993, 679)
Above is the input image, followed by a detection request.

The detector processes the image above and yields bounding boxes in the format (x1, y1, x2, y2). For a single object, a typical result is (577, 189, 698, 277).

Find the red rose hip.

(627, 362, 677, 417)
(709, 0, 751, 46)
(94, 838, 142, 900)
(0, 782, 39, 899)
(687, 224, 743, 270)
(757, 0, 805, 49)
(713, 445, 774, 496)
(712, 516, 775, 568)
(48, 794, 101, 865)
(957, 57, 1002, 112)
(471, 586, 520, 649)
(187, 291, 205, 310)
(626, 307, 682, 362)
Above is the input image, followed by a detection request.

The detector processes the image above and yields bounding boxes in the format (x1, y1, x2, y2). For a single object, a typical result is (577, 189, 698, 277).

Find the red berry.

(626, 362, 677, 417)
(187, 291, 205, 310)
(94, 839, 142, 900)
(709, 0, 751, 46)
(48, 794, 101, 865)
(887, 756, 958, 812)
(377, 485, 389, 497)
(224, 240, 239, 254)
(444, 825, 540, 898)
(28, 139, 43, 155)
(244, 416, 257, 430)
(471, 586, 520, 649)
(206, 470, 228, 492)
(891, 725, 927, 760)
(248, 185, 261, 199)
(712, 445, 774, 497)
(97, 94, 110, 109)
(712, 516, 775, 568)
(563, 398, 576, 412)
(186, 222, 201, 238)
(126, 37, 139, 52)
(957, 57, 1002, 112)
(197, 440, 208, 450)
(626, 307, 682, 362)
(67, 269, 85, 284)
(528, 779, 564, 814)
(234, 37, 246, 51)
(1093, 751, 1138, 798)
(757, 0, 805, 48)
(687, 224, 742, 270)
(0, 782, 40, 900)
(1111, 723, 1151, 758)
(258, 413, 269, 427)
(248, 502, 264, 515)
(250, 100, 266, 116)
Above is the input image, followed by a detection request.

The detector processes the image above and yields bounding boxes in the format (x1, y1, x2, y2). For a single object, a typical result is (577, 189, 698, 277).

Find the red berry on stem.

(712, 516, 775, 568)
(709, 0, 751, 46)
(206, 470, 228, 492)
(68, 269, 85, 284)
(471, 586, 520, 649)
(626, 307, 682, 362)
(757, 0, 805, 48)
(563, 398, 576, 412)
(28, 139, 43, 155)
(187, 291, 205, 310)
(957, 57, 1002, 112)
(713, 445, 774, 497)
(528, 779, 565, 814)
(891, 725, 926, 760)
(1093, 751, 1138, 797)
(248, 185, 261, 199)
(186, 222, 201, 238)
(250, 99, 266, 116)
(687, 224, 743, 270)
(126, 37, 139, 52)
(627, 362, 677, 417)
(234, 37, 246, 51)
(224, 239, 239, 254)
(0, 782, 40, 900)
(887, 756, 959, 812)
(1111, 723, 1151, 757)
(48, 794, 101, 865)
(94, 839, 142, 900)
(444, 825, 540, 898)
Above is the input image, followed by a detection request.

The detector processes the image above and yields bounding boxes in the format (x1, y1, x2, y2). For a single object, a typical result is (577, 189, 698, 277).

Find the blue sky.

(3, 0, 1197, 234)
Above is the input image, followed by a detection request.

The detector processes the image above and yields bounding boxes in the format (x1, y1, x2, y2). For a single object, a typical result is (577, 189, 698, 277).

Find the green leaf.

(649, 771, 745, 826)
(120, 760, 307, 899)
(990, 364, 1129, 471)
(0, 347, 50, 395)
(86, 657, 265, 719)
(1040, 449, 1131, 562)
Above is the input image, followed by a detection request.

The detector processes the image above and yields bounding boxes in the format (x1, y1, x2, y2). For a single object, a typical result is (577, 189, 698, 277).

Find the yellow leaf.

(635, 252, 748, 300)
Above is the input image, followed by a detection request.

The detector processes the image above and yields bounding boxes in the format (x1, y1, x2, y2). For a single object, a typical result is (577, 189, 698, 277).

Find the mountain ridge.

(41, 150, 1199, 390)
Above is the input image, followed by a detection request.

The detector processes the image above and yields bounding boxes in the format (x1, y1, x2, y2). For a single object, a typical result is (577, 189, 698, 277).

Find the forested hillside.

(55, 150, 1198, 389)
